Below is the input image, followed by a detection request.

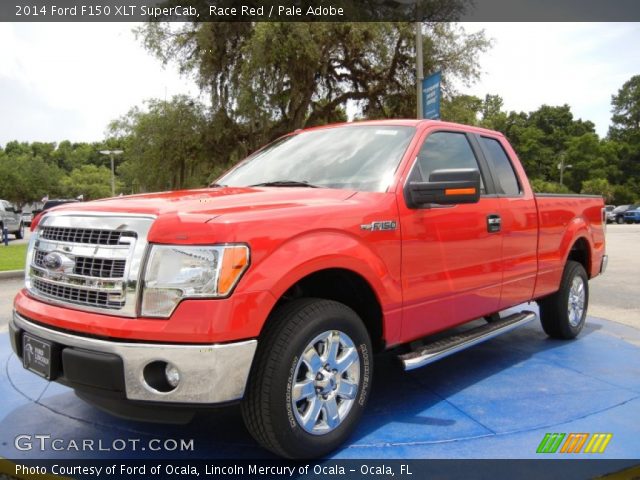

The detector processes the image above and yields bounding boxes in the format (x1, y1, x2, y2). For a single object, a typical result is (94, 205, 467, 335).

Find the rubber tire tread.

(241, 298, 369, 458)
(539, 260, 589, 339)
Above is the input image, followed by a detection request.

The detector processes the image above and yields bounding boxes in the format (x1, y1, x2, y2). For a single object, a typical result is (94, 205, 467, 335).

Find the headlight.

(141, 244, 249, 317)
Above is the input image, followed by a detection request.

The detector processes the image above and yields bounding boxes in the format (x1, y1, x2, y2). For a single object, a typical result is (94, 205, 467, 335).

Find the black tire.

(14, 222, 24, 239)
(616, 215, 624, 224)
(241, 298, 373, 459)
(538, 260, 589, 339)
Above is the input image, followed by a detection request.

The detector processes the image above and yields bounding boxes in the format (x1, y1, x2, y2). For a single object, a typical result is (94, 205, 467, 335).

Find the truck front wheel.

(241, 298, 372, 459)
(539, 260, 589, 339)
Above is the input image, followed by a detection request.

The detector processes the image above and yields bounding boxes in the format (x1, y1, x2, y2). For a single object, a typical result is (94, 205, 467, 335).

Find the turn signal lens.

(217, 246, 250, 295)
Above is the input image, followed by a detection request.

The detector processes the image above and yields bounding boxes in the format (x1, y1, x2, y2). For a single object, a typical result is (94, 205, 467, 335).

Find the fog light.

(165, 363, 180, 388)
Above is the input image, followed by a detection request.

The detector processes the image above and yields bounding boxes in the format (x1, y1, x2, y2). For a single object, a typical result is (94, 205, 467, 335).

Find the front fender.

(240, 230, 403, 343)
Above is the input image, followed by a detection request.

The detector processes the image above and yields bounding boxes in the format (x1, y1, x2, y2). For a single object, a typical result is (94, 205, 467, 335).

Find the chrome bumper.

(11, 312, 257, 404)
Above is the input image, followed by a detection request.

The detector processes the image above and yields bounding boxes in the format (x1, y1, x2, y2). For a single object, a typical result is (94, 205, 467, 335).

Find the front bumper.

(10, 312, 257, 405)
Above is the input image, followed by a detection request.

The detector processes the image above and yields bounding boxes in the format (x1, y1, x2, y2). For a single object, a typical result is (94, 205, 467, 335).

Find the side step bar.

(399, 310, 537, 371)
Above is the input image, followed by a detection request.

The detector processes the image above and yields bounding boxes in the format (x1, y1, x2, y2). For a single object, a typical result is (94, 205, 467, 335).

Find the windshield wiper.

(249, 180, 320, 188)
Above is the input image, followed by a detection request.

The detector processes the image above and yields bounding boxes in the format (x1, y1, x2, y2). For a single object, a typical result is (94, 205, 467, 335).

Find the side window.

(411, 132, 485, 192)
(480, 137, 521, 196)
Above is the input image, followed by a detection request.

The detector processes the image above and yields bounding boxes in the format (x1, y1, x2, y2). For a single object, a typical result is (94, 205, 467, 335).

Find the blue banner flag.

(422, 72, 441, 120)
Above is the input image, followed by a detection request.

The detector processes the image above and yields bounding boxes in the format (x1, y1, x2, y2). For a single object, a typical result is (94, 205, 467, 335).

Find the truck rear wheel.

(241, 298, 372, 459)
(539, 260, 589, 339)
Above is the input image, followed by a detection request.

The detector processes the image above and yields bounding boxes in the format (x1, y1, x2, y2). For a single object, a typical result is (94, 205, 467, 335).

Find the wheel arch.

(566, 236, 592, 277)
(267, 268, 386, 352)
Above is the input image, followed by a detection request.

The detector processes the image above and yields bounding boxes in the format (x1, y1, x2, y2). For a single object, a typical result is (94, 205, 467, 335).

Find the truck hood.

(46, 187, 357, 221)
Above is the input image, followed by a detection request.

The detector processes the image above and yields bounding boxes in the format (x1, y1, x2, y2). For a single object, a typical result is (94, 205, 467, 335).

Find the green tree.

(610, 75, 640, 137)
(479, 94, 508, 131)
(138, 19, 490, 164)
(529, 178, 571, 194)
(608, 75, 640, 184)
(441, 94, 482, 124)
(60, 165, 118, 200)
(580, 178, 613, 202)
(0, 150, 63, 208)
(109, 96, 209, 192)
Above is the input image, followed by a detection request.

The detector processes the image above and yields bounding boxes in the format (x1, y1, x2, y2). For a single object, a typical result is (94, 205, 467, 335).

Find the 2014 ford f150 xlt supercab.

(10, 120, 607, 458)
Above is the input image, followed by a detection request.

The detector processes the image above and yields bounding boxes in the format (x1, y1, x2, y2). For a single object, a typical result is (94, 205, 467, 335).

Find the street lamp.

(99, 150, 123, 197)
(557, 155, 573, 186)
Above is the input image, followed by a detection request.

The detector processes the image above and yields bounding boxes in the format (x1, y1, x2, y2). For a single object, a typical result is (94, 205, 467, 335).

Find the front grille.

(32, 278, 123, 309)
(40, 226, 135, 245)
(33, 251, 126, 279)
(28, 214, 153, 316)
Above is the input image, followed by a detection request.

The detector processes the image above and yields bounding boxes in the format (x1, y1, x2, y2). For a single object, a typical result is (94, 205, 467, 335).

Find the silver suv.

(0, 200, 25, 240)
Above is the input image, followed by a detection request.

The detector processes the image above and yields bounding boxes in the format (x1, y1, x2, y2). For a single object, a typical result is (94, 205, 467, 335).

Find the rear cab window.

(478, 137, 521, 196)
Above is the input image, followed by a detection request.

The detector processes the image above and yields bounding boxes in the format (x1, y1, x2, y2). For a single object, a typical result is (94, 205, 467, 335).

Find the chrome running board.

(399, 311, 537, 371)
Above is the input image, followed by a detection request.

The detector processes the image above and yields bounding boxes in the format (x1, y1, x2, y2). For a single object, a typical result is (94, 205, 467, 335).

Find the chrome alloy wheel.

(567, 276, 586, 327)
(291, 330, 360, 435)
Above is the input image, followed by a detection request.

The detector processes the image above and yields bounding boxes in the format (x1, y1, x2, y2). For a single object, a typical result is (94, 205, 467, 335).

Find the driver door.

(399, 129, 504, 342)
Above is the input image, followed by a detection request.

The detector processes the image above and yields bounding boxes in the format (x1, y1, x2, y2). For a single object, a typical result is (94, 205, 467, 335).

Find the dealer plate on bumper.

(22, 333, 53, 379)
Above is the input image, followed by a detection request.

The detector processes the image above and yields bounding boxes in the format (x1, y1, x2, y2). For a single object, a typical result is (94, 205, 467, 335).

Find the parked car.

(31, 198, 80, 217)
(608, 204, 639, 224)
(604, 204, 615, 222)
(21, 212, 33, 227)
(31, 199, 80, 231)
(0, 199, 24, 239)
(10, 120, 607, 459)
(623, 207, 640, 224)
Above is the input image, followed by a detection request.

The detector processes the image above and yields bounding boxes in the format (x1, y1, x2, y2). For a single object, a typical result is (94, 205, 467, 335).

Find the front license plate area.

(22, 333, 53, 379)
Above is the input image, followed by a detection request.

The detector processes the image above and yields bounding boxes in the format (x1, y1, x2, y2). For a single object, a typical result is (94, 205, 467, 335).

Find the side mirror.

(405, 168, 481, 208)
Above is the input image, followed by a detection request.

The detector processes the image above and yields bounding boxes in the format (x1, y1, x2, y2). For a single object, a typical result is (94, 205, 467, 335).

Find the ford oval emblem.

(43, 252, 63, 271)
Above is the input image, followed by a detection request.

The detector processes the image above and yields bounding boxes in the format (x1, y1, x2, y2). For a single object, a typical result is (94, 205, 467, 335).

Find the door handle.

(487, 214, 501, 233)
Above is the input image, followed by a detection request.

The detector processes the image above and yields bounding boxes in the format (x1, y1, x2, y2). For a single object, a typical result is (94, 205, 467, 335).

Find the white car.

(0, 199, 25, 239)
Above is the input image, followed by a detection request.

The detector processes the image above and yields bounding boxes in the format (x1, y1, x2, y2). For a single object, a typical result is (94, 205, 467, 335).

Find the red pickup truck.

(10, 120, 606, 458)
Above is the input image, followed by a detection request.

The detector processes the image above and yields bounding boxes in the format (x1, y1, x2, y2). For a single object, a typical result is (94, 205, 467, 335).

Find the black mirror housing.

(405, 168, 481, 208)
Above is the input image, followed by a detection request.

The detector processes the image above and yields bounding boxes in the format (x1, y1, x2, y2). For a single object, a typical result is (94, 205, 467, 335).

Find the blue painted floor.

(1, 312, 639, 461)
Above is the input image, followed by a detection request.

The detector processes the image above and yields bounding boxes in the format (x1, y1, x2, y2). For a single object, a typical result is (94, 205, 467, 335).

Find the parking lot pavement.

(2, 228, 30, 246)
(589, 224, 640, 332)
(0, 279, 22, 333)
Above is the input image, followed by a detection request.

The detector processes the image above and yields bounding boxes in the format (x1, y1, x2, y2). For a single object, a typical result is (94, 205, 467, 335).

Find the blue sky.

(0, 22, 638, 146)
(461, 22, 640, 136)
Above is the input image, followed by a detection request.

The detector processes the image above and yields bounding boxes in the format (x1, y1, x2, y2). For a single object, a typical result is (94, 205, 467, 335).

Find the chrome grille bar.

(26, 212, 155, 317)
(40, 226, 136, 245)
(32, 278, 123, 309)
(34, 250, 126, 279)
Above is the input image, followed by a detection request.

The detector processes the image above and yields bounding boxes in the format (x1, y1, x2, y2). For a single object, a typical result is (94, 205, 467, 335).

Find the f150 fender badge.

(361, 220, 397, 231)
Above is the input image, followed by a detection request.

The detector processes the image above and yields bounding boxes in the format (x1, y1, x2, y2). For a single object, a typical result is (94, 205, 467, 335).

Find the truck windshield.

(218, 125, 415, 192)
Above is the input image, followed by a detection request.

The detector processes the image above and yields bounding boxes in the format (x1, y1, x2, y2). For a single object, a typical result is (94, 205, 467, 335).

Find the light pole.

(557, 155, 572, 186)
(99, 150, 123, 197)
(415, 22, 423, 119)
